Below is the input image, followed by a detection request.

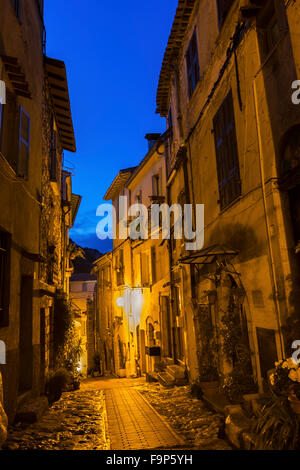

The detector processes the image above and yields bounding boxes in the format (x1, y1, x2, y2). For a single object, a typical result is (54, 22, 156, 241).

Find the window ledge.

(219, 195, 242, 215)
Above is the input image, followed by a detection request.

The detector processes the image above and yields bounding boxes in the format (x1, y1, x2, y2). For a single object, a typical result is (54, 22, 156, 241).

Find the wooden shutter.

(213, 90, 241, 210)
(17, 106, 30, 178)
(1, 89, 18, 170)
(140, 252, 150, 286)
(151, 246, 156, 285)
(186, 30, 200, 98)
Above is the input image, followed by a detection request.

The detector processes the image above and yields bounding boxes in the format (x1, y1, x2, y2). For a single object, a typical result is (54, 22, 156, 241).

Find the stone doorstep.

(166, 365, 186, 380)
(202, 391, 231, 415)
(242, 393, 264, 416)
(156, 372, 175, 388)
(224, 405, 254, 449)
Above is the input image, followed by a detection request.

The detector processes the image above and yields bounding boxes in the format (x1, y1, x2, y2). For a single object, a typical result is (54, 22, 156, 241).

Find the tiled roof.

(156, 0, 196, 117)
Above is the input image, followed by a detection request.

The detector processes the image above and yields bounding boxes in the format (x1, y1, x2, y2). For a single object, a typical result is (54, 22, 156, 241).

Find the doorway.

(160, 296, 172, 359)
(19, 275, 33, 393)
(40, 308, 46, 393)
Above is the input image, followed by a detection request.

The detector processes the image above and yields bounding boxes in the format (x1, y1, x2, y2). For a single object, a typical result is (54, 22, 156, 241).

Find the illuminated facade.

(97, 0, 300, 396)
(0, 0, 78, 423)
(156, 0, 300, 393)
(70, 274, 97, 377)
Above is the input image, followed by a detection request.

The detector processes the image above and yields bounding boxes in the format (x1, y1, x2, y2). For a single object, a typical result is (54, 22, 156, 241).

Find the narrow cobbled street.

(3, 378, 232, 451)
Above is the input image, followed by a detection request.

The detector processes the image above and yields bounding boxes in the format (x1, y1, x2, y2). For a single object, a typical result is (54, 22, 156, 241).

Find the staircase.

(157, 364, 187, 388)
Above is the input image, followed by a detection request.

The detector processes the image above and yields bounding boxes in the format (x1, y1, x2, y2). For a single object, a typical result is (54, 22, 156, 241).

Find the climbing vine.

(219, 292, 257, 402)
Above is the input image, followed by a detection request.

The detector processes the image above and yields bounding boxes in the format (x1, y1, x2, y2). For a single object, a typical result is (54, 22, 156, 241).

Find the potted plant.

(270, 358, 300, 419)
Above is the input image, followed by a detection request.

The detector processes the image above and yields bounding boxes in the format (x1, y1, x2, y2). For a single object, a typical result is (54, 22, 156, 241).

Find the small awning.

(180, 244, 239, 265)
(71, 193, 82, 227)
(1, 55, 31, 98)
(44, 56, 76, 152)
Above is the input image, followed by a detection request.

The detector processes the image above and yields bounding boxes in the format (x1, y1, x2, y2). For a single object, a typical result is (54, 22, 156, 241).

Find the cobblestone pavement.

(4, 390, 108, 450)
(134, 382, 232, 450)
(3, 377, 232, 450)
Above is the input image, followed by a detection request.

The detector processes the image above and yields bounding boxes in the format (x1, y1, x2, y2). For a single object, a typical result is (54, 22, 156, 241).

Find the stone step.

(165, 364, 188, 385)
(157, 371, 176, 388)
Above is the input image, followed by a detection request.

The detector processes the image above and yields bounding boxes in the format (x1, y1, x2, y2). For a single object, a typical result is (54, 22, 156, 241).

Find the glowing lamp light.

(115, 288, 144, 322)
(116, 296, 124, 308)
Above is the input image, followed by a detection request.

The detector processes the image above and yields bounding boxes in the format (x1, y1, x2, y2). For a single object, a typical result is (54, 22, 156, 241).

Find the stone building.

(155, 0, 300, 394)
(0, 0, 78, 424)
(100, 134, 188, 383)
(70, 273, 97, 376)
(92, 252, 114, 375)
(95, 0, 300, 398)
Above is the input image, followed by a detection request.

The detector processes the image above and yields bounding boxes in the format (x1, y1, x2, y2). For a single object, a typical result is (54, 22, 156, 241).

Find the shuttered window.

(217, 0, 235, 29)
(17, 106, 30, 178)
(140, 252, 150, 287)
(151, 246, 157, 285)
(213, 90, 241, 210)
(186, 30, 200, 99)
(152, 174, 160, 197)
(0, 230, 11, 328)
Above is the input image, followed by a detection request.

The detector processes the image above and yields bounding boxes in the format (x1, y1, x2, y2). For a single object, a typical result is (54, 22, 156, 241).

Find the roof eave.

(156, 0, 196, 117)
(44, 56, 76, 152)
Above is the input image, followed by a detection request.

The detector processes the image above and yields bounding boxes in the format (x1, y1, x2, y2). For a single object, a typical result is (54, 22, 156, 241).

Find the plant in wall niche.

(219, 294, 256, 402)
(197, 306, 218, 381)
(56, 322, 83, 389)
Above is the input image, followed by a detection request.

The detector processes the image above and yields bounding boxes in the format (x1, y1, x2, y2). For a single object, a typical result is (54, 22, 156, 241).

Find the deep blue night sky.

(44, 0, 178, 253)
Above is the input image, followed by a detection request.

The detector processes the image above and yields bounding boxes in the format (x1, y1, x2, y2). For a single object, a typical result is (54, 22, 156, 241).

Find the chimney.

(145, 133, 161, 151)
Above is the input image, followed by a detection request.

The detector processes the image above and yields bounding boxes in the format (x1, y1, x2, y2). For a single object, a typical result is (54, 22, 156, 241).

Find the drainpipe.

(252, 78, 285, 359)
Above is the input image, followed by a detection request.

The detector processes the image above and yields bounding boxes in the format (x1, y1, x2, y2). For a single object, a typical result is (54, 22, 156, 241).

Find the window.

(61, 172, 67, 201)
(186, 30, 200, 99)
(0, 229, 11, 328)
(152, 174, 160, 197)
(11, 0, 21, 21)
(140, 252, 150, 287)
(136, 191, 142, 204)
(168, 107, 173, 130)
(217, 0, 235, 29)
(18, 106, 30, 178)
(50, 125, 57, 182)
(151, 246, 156, 285)
(213, 90, 241, 210)
(1, 89, 18, 170)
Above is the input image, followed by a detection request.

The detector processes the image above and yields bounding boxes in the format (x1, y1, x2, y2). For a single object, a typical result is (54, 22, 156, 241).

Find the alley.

(4, 378, 232, 451)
